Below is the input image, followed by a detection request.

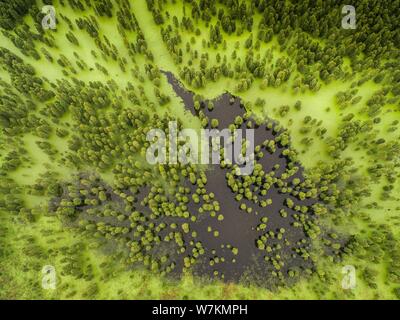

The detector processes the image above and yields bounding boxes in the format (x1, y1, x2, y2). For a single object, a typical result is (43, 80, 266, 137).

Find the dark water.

(160, 71, 316, 285)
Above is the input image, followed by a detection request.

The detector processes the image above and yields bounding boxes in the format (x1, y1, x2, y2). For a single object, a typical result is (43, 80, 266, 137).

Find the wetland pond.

(158, 71, 317, 285)
(54, 72, 318, 288)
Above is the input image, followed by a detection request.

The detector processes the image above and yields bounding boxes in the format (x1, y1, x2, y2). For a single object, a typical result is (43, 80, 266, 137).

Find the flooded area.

(159, 71, 316, 285)
(53, 72, 317, 287)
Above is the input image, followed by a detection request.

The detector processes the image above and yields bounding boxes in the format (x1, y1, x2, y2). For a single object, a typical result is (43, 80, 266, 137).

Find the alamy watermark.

(146, 121, 255, 175)
(41, 5, 57, 30)
(341, 265, 356, 290)
(342, 5, 356, 29)
(41, 265, 56, 290)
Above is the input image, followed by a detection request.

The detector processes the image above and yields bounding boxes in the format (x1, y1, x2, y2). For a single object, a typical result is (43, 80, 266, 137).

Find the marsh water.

(160, 71, 316, 285)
